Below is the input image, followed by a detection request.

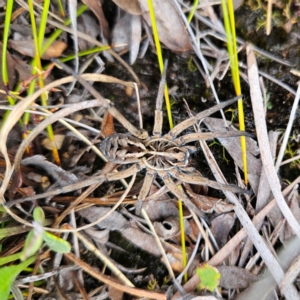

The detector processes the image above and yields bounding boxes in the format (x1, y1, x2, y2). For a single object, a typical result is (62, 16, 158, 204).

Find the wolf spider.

(99, 65, 250, 218)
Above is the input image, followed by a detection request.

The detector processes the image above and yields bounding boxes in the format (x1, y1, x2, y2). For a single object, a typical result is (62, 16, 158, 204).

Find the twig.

(64, 252, 167, 299)
(275, 83, 300, 170)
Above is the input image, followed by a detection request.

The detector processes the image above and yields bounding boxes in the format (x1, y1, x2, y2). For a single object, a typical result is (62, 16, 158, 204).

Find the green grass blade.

(1, 0, 15, 113)
(221, 0, 248, 184)
(2, 0, 14, 88)
(187, 0, 199, 23)
(38, 0, 50, 53)
(0, 255, 36, 300)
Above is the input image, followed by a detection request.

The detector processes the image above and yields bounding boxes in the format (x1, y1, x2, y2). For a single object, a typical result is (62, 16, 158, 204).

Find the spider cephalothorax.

(100, 134, 194, 170)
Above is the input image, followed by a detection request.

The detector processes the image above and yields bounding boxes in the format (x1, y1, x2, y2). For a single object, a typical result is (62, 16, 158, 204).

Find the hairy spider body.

(99, 75, 250, 218)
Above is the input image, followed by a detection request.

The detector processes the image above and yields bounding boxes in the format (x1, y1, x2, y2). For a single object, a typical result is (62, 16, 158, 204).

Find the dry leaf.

(21, 155, 78, 187)
(203, 117, 262, 194)
(79, 206, 129, 231)
(185, 183, 234, 214)
(73, 13, 100, 51)
(111, 0, 142, 15)
(153, 216, 180, 239)
(9, 39, 67, 60)
(217, 266, 256, 289)
(41, 134, 65, 150)
(211, 213, 235, 248)
(101, 111, 116, 137)
(112, 12, 142, 64)
(81, 0, 110, 40)
(138, 0, 193, 53)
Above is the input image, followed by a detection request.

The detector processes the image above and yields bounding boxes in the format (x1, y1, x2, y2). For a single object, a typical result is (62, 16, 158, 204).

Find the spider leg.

(153, 60, 168, 137)
(165, 95, 242, 139)
(6, 163, 146, 206)
(106, 161, 146, 181)
(168, 168, 251, 195)
(159, 170, 207, 220)
(135, 170, 156, 215)
(174, 130, 253, 145)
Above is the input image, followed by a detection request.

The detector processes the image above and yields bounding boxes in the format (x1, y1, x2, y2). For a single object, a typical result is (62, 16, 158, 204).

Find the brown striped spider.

(98, 64, 250, 218)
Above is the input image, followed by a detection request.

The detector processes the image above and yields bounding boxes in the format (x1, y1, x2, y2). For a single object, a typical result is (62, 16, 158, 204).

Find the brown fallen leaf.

(101, 111, 116, 137)
(82, 0, 110, 41)
(184, 183, 234, 214)
(111, 0, 142, 15)
(9, 39, 67, 60)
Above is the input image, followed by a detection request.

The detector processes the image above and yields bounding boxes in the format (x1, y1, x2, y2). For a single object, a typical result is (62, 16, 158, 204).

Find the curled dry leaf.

(79, 206, 161, 256)
(153, 216, 181, 239)
(78, 206, 129, 231)
(9, 39, 67, 60)
(84, 227, 110, 245)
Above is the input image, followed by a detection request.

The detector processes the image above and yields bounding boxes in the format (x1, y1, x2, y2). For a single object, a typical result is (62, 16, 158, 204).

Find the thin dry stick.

(275, 81, 300, 170)
(266, 0, 273, 35)
(70, 228, 134, 287)
(64, 252, 167, 300)
(247, 44, 300, 239)
(279, 254, 300, 291)
(141, 208, 175, 279)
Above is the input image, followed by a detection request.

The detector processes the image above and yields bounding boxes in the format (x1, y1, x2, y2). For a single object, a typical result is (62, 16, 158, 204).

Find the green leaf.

(33, 207, 45, 225)
(43, 232, 71, 253)
(0, 256, 36, 300)
(0, 253, 22, 267)
(196, 263, 220, 292)
(20, 227, 44, 261)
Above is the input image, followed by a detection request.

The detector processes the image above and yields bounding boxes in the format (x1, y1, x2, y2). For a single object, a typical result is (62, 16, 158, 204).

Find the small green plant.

(0, 207, 70, 299)
(196, 263, 220, 292)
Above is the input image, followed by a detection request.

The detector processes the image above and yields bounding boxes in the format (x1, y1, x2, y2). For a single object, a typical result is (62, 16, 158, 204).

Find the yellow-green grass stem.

(41, 4, 88, 56)
(147, 0, 173, 129)
(221, 0, 248, 184)
(187, 0, 200, 23)
(59, 46, 111, 63)
(147, 0, 188, 281)
(1, 0, 15, 120)
(26, 0, 60, 163)
(56, 0, 65, 17)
